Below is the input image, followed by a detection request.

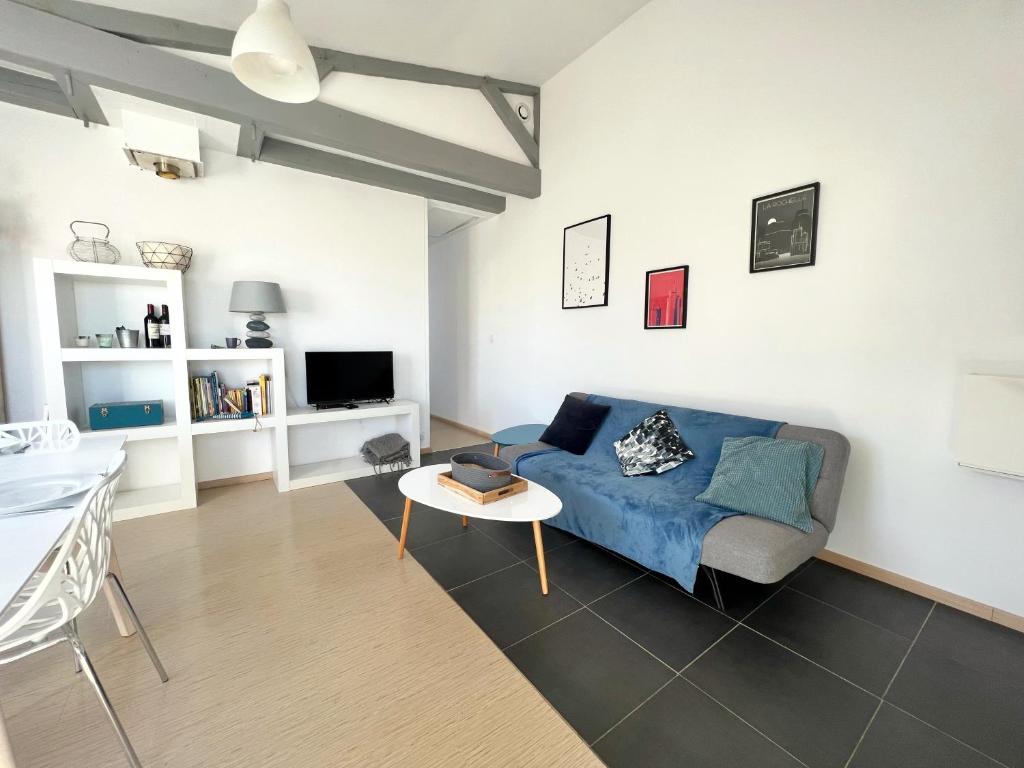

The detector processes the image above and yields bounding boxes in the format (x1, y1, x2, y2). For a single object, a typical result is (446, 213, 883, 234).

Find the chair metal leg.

(64, 628, 143, 768)
(70, 617, 82, 673)
(105, 573, 169, 683)
(703, 565, 725, 612)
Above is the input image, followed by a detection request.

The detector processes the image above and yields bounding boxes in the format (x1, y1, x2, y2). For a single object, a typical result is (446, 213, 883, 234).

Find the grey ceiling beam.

(12, 0, 540, 96)
(0, 65, 76, 119)
(327, 52, 538, 96)
(258, 137, 506, 215)
(13, 0, 236, 54)
(0, 1, 541, 198)
(236, 122, 265, 163)
(533, 91, 541, 148)
(480, 77, 539, 167)
(55, 69, 106, 126)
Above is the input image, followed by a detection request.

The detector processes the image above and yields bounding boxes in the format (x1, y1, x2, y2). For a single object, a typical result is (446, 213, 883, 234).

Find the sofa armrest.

(776, 424, 850, 532)
(500, 441, 555, 468)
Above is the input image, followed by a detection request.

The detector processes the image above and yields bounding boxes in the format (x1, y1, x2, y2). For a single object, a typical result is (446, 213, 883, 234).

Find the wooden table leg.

(461, 515, 468, 528)
(532, 521, 548, 595)
(0, 698, 16, 768)
(102, 545, 136, 638)
(397, 497, 412, 559)
(492, 443, 500, 457)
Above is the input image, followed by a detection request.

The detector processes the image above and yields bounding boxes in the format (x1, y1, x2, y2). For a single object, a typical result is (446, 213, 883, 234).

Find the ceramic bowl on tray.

(450, 452, 512, 492)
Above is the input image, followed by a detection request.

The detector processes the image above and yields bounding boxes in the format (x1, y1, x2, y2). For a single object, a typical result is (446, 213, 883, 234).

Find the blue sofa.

(502, 393, 850, 594)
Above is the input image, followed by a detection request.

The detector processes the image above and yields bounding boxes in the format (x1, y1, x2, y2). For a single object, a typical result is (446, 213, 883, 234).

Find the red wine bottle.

(144, 303, 162, 348)
(159, 304, 171, 348)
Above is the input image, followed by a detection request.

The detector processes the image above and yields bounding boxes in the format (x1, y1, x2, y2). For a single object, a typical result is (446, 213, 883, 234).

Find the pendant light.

(231, 0, 320, 103)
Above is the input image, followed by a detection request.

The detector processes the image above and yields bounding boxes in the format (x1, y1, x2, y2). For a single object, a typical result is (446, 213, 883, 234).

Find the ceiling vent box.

(121, 110, 204, 179)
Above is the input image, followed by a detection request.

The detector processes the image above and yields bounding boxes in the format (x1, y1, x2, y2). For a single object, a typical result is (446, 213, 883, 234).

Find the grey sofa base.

(701, 515, 828, 584)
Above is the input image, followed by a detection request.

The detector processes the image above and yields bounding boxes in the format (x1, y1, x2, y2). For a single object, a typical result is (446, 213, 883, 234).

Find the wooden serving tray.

(437, 471, 528, 504)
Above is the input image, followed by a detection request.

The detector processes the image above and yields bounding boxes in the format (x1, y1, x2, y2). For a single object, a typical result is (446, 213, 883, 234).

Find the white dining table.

(0, 430, 129, 768)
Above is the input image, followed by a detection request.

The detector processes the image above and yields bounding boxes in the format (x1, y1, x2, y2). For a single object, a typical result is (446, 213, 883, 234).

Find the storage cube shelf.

(61, 348, 175, 362)
(35, 259, 420, 521)
(190, 416, 279, 435)
(81, 422, 178, 442)
(288, 456, 370, 489)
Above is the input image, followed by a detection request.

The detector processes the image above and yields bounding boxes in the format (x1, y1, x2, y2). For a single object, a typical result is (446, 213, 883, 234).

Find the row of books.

(190, 371, 272, 421)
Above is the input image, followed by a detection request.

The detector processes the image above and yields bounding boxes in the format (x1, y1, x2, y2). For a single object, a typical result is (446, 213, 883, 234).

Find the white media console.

(34, 259, 420, 520)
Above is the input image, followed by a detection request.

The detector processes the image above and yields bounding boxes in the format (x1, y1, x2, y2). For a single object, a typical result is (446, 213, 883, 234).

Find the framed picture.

(749, 182, 820, 273)
(644, 265, 689, 329)
(562, 214, 611, 309)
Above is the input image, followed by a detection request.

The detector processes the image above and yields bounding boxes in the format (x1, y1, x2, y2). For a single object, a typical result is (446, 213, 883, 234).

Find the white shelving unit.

(35, 258, 193, 520)
(286, 401, 420, 489)
(34, 259, 420, 520)
(187, 347, 289, 493)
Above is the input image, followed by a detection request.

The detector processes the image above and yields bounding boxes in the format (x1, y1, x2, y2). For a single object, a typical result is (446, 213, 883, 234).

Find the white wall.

(0, 104, 431, 478)
(429, 0, 1024, 615)
(428, 236, 467, 419)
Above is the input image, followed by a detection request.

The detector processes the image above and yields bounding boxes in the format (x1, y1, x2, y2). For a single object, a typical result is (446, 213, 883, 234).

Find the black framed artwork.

(749, 182, 820, 273)
(562, 214, 611, 309)
(644, 265, 689, 329)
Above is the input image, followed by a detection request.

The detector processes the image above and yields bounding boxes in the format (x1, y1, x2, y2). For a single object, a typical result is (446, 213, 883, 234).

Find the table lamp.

(229, 281, 286, 348)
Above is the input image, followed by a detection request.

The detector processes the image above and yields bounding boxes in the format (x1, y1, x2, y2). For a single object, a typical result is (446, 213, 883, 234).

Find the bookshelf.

(34, 259, 419, 520)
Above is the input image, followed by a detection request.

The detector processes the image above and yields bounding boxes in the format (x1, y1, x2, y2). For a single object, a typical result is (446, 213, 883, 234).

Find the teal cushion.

(695, 436, 824, 533)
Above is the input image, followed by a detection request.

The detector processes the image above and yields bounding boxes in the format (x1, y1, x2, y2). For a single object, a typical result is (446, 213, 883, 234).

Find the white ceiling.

(85, 0, 651, 85)
(428, 205, 481, 239)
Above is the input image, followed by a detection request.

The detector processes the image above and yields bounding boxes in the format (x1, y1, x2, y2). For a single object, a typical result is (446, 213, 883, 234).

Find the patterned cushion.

(695, 436, 824, 533)
(613, 410, 694, 476)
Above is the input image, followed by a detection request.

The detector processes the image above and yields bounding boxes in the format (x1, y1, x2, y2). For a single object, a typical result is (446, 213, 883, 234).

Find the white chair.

(1, 418, 139, 635)
(0, 452, 167, 768)
(0, 419, 80, 454)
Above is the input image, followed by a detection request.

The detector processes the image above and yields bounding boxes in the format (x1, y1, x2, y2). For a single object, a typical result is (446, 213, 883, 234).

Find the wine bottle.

(144, 303, 162, 348)
(159, 304, 171, 348)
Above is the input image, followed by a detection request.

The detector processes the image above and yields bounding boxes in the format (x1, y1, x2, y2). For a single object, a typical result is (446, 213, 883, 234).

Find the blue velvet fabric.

(515, 395, 783, 591)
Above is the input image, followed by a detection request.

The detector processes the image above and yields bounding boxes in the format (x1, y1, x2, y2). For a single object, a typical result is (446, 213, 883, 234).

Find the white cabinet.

(34, 259, 419, 520)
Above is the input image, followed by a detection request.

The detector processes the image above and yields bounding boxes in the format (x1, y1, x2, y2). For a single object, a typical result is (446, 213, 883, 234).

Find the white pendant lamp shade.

(231, 0, 320, 103)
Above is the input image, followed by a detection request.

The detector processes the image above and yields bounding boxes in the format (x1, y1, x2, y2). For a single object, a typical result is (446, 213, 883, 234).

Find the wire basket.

(137, 241, 193, 273)
(67, 220, 121, 264)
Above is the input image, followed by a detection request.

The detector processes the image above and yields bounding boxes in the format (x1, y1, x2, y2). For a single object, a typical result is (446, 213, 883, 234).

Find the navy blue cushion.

(540, 395, 611, 455)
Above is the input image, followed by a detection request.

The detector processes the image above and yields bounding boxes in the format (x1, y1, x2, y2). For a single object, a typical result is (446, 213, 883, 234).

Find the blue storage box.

(88, 400, 164, 431)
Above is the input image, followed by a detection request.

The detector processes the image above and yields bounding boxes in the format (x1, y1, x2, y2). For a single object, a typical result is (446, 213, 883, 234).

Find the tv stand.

(314, 401, 359, 411)
(286, 400, 421, 489)
(313, 398, 393, 410)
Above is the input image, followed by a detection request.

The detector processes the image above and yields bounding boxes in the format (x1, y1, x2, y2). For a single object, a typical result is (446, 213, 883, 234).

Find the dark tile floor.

(347, 446, 1024, 768)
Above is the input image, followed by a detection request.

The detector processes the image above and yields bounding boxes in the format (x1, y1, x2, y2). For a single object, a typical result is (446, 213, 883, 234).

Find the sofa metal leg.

(703, 565, 725, 612)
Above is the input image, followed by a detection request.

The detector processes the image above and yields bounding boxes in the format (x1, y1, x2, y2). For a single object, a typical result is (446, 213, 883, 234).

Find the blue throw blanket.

(515, 395, 783, 591)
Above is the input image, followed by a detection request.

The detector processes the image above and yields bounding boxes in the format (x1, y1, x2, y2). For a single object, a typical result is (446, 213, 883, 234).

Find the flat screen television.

(305, 351, 394, 409)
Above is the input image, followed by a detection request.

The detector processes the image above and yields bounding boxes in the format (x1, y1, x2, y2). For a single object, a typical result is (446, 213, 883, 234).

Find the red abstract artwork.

(645, 266, 688, 329)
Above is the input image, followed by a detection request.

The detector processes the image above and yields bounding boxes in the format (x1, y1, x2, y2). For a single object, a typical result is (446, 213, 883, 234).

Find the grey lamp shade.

(229, 281, 286, 313)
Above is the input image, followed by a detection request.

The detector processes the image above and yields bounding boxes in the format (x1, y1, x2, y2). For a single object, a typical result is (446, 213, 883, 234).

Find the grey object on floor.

(501, 394, 851, 588)
(361, 432, 411, 474)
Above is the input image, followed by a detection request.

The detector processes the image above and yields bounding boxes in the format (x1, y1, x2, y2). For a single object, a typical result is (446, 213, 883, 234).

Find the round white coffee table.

(397, 464, 562, 594)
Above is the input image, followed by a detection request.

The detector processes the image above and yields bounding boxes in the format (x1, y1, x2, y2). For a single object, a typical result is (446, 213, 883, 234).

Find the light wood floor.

(0, 481, 600, 767)
(428, 417, 485, 453)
